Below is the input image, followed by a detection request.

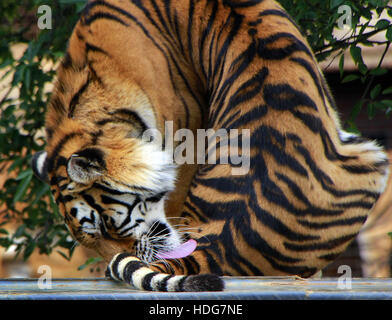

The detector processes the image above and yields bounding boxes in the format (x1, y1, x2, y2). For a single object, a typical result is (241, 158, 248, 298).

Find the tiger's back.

(32, 0, 389, 291)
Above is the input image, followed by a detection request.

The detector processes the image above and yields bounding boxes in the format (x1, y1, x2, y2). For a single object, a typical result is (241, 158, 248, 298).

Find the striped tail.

(106, 253, 224, 292)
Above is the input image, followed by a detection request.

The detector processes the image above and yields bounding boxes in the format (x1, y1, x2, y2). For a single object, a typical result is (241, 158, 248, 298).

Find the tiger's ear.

(31, 151, 50, 184)
(67, 148, 106, 184)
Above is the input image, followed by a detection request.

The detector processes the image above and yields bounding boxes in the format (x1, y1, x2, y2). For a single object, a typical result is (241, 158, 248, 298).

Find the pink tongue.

(156, 239, 197, 259)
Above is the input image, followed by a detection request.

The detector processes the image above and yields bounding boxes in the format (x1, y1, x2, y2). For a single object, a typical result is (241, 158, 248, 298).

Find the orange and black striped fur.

(32, 0, 389, 291)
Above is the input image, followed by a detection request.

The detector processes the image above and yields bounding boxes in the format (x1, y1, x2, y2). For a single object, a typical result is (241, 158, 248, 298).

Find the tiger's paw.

(105, 253, 224, 292)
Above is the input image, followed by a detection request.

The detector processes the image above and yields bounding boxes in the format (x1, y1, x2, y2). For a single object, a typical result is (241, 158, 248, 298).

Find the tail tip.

(182, 274, 224, 292)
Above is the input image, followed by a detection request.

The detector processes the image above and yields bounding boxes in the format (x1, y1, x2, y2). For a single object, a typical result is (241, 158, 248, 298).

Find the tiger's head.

(30, 0, 204, 263)
(31, 59, 183, 263)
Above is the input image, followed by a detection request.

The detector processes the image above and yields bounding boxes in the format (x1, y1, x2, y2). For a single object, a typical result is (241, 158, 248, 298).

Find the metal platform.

(0, 277, 391, 300)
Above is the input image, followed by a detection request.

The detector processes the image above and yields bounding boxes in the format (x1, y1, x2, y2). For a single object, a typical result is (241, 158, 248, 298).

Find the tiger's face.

(32, 137, 183, 262)
(32, 140, 183, 262)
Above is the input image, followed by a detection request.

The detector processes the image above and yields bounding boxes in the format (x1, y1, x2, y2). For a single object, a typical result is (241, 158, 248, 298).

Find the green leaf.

(78, 257, 103, 271)
(342, 74, 359, 83)
(358, 63, 368, 75)
(56, 250, 72, 261)
(13, 173, 33, 204)
(338, 54, 345, 78)
(370, 84, 382, 100)
(49, 193, 60, 218)
(374, 19, 390, 30)
(345, 121, 361, 135)
(350, 100, 365, 121)
(15, 169, 33, 181)
(13, 225, 26, 239)
(382, 87, 392, 95)
(386, 26, 392, 42)
(380, 100, 392, 107)
(24, 67, 31, 91)
(367, 102, 376, 119)
(0, 229, 9, 235)
(7, 158, 24, 173)
(330, 0, 345, 9)
(350, 46, 362, 65)
(370, 68, 388, 76)
(23, 241, 36, 260)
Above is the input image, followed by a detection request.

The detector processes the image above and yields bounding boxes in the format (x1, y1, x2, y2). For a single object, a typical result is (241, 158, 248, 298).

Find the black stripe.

(111, 109, 148, 133)
(158, 275, 173, 291)
(82, 194, 104, 215)
(68, 78, 90, 118)
(91, 129, 103, 145)
(209, 10, 243, 102)
(141, 271, 159, 291)
(123, 260, 147, 283)
(258, 9, 295, 23)
(150, 0, 174, 42)
(79, 210, 96, 226)
(257, 32, 313, 60)
(92, 182, 136, 195)
(131, 0, 175, 47)
(146, 192, 166, 202)
(183, 201, 208, 223)
(110, 253, 133, 280)
(333, 201, 374, 210)
(319, 129, 357, 162)
(70, 208, 78, 218)
(85, 42, 109, 55)
(223, 0, 264, 8)
(341, 162, 387, 174)
(199, 0, 218, 78)
(187, 0, 195, 65)
(284, 234, 356, 252)
(173, 10, 185, 54)
(340, 135, 368, 145)
(290, 57, 325, 107)
(274, 173, 345, 217)
(212, 40, 257, 108)
(181, 254, 200, 274)
(62, 52, 73, 69)
(252, 126, 309, 178)
(177, 276, 188, 291)
(61, 195, 74, 203)
(297, 216, 367, 229)
(50, 96, 66, 115)
(294, 145, 379, 199)
(83, 12, 129, 26)
(318, 253, 341, 261)
(211, 66, 268, 128)
(47, 133, 82, 172)
(263, 83, 318, 111)
(150, 263, 166, 273)
(88, 62, 104, 86)
(249, 196, 320, 241)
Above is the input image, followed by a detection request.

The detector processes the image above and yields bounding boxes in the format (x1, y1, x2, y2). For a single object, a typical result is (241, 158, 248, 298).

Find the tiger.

(31, 0, 389, 292)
